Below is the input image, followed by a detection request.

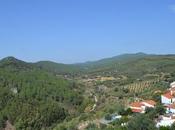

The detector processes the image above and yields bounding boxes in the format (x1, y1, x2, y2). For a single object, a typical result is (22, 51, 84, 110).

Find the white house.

(161, 90, 174, 104)
(161, 82, 175, 113)
(166, 103, 175, 114)
(161, 87, 175, 105)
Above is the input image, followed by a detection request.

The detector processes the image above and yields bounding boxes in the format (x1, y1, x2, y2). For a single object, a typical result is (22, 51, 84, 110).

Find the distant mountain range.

(33, 52, 150, 74)
(1, 53, 175, 77)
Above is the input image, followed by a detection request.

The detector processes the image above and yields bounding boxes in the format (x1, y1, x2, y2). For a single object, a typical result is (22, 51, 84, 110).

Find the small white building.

(161, 87, 175, 105)
(161, 91, 174, 105)
(156, 115, 175, 127)
(166, 104, 175, 114)
(161, 82, 175, 113)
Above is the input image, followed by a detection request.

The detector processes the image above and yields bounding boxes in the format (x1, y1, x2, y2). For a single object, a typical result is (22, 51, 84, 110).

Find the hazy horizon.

(0, 0, 175, 63)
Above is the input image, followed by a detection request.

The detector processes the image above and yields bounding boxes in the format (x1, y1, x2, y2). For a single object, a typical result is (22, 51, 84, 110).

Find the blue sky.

(0, 0, 175, 63)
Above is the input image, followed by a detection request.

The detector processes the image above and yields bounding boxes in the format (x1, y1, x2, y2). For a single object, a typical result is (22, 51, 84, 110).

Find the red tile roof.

(130, 102, 143, 108)
(162, 91, 174, 99)
(130, 100, 156, 113)
(143, 100, 156, 106)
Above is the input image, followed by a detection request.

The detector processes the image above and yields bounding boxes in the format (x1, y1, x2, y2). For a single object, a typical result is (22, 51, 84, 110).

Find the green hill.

(35, 53, 149, 74)
(0, 57, 84, 130)
(34, 53, 175, 78)
(0, 56, 34, 70)
(36, 61, 83, 74)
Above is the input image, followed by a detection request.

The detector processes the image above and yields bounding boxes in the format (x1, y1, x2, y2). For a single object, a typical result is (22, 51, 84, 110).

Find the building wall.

(170, 108, 175, 114)
(142, 102, 154, 108)
(161, 96, 172, 104)
(130, 106, 142, 110)
(166, 108, 171, 114)
(172, 98, 175, 103)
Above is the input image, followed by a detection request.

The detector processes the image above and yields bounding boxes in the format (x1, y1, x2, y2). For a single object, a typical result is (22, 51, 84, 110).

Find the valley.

(1, 53, 175, 130)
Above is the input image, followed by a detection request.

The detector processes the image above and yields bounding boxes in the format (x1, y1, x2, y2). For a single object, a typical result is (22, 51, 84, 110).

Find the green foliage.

(145, 107, 157, 119)
(86, 123, 97, 130)
(0, 58, 84, 129)
(170, 123, 175, 130)
(127, 114, 156, 130)
(155, 104, 166, 115)
(158, 124, 175, 130)
(0, 86, 14, 110)
(36, 61, 83, 74)
(152, 92, 162, 103)
(0, 115, 6, 128)
(159, 126, 171, 130)
(118, 108, 133, 116)
(112, 116, 129, 127)
(145, 104, 166, 120)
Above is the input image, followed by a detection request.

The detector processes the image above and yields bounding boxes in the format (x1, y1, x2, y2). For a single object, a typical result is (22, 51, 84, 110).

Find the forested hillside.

(36, 53, 175, 79)
(35, 53, 148, 74)
(0, 57, 84, 130)
(36, 61, 83, 75)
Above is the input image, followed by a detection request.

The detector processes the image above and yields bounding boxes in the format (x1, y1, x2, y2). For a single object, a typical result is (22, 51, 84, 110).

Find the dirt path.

(78, 119, 100, 130)
(4, 121, 15, 130)
(90, 95, 98, 112)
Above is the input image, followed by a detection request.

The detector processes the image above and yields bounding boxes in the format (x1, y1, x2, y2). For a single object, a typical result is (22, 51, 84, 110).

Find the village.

(76, 81, 175, 130)
(90, 81, 175, 129)
(126, 81, 175, 128)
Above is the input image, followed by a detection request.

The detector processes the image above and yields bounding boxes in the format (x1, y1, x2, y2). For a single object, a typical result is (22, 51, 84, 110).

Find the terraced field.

(124, 79, 160, 93)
